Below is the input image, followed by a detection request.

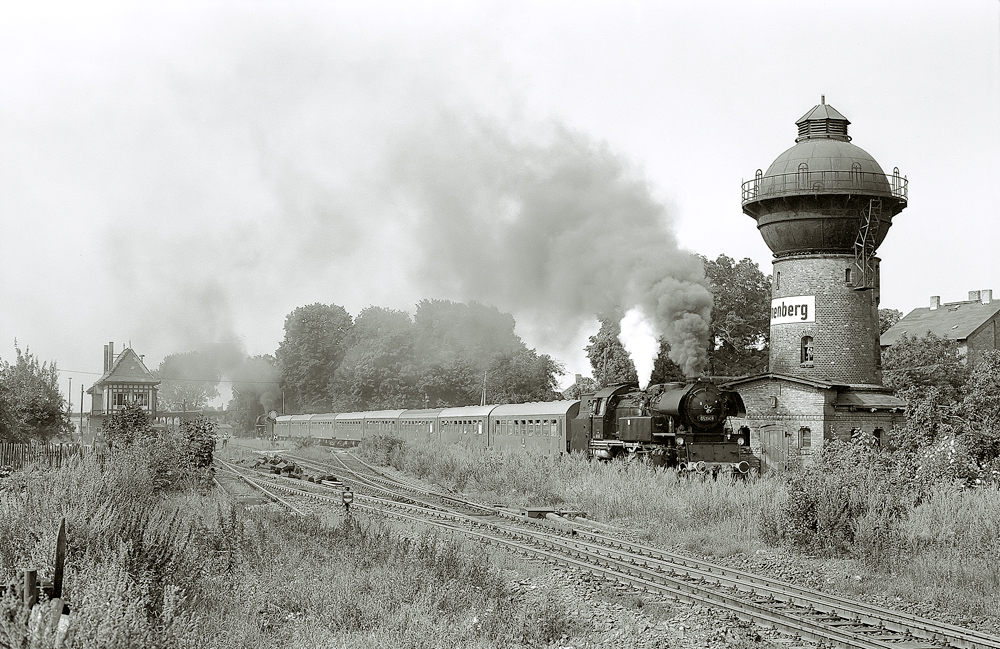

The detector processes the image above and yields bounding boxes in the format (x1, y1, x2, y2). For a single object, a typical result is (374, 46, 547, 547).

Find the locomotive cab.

(568, 384, 635, 458)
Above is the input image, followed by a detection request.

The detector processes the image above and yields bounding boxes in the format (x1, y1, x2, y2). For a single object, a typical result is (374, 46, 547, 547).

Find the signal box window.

(801, 336, 814, 364)
(798, 427, 811, 449)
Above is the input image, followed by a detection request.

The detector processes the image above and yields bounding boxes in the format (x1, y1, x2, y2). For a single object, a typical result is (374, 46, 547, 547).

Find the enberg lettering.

(771, 302, 809, 321)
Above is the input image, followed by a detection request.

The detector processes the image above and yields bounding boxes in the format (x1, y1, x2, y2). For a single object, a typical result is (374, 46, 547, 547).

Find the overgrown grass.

(0, 446, 578, 648)
(371, 437, 1000, 622)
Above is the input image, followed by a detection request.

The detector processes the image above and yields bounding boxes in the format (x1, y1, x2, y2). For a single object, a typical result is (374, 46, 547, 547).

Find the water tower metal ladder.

(853, 198, 882, 290)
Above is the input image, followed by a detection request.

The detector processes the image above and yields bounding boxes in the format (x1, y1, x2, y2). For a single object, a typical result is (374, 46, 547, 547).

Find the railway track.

(217, 451, 1000, 649)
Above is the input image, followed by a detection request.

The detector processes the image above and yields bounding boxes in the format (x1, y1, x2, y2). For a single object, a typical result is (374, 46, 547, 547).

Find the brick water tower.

(741, 97, 908, 384)
(727, 99, 909, 470)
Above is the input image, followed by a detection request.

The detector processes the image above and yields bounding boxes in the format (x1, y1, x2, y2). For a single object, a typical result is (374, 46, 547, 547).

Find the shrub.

(756, 437, 914, 565)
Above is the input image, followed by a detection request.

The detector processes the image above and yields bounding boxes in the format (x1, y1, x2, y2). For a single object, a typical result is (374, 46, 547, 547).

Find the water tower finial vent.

(795, 99, 850, 142)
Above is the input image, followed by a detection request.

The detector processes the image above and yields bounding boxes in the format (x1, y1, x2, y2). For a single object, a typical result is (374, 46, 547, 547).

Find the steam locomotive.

(272, 378, 754, 475)
(568, 379, 753, 474)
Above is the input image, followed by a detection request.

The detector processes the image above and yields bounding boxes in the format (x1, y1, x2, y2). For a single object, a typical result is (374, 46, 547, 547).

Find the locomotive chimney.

(930, 296, 940, 310)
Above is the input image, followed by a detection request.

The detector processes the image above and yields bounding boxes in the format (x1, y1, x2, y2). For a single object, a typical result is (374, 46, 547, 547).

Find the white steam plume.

(619, 308, 657, 389)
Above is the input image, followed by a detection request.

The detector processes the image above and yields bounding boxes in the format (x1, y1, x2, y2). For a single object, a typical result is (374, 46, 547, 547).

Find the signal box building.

(725, 99, 907, 471)
(881, 290, 999, 368)
(86, 342, 160, 439)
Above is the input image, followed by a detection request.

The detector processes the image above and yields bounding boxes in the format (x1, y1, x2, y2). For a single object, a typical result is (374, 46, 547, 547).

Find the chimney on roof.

(983, 289, 993, 305)
(108, 342, 115, 368)
(103, 344, 109, 372)
(969, 290, 982, 302)
(930, 296, 940, 310)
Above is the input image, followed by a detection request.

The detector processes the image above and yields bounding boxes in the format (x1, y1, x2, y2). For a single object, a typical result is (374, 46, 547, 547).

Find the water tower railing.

(742, 170, 907, 205)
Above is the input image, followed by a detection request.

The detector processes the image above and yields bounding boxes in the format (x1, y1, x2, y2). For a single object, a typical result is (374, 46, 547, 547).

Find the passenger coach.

(273, 400, 581, 455)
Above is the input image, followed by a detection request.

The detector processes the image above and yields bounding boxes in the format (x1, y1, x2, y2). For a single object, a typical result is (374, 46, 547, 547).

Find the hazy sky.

(2, 0, 998, 405)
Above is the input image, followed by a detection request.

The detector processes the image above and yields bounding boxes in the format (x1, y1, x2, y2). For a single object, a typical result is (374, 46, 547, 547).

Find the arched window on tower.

(851, 161, 863, 188)
(797, 162, 809, 190)
(801, 336, 814, 364)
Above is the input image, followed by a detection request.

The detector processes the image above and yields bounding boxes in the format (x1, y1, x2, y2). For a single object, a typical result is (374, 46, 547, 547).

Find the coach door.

(756, 425, 788, 473)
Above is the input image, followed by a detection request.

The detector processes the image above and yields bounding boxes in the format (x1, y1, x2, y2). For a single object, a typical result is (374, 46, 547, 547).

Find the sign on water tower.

(771, 296, 815, 325)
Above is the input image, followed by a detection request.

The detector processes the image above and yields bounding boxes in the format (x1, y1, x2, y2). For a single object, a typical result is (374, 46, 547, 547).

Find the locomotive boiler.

(568, 379, 752, 474)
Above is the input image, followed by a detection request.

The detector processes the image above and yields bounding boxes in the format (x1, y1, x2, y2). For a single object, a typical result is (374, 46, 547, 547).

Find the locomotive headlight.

(737, 437, 746, 446)
(675, 437, 685, 446)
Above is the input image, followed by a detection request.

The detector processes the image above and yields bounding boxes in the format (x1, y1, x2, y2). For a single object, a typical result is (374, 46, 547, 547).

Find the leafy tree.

(649, 337, 686, 384)
(563, 376, 599, 400)
(878, 308, 903, 335)
(585, 315, 637, 388)
(103, 400, 153, 451)
(154, 351, 222, 411)
(226, 355, 281, 436)
(961, 350, 1000, 465)
(413, 300, 560, 406)
(484, 350, 563, 404)
(882, 332, 968, 402)
(330, 307, 420, 411)
(701, 255, 770, 377)
(277, 303, 353, 412)
(882, 332, 969, 456)
(182, 415, 217, 469)
(0, 345, 73, 443)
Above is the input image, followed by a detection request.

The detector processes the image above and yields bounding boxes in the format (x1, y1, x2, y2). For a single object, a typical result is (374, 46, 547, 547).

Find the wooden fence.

(0, 443, 89, 471)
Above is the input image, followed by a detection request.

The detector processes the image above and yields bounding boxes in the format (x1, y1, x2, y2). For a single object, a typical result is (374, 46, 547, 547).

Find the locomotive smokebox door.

(618, 416, 653, 442)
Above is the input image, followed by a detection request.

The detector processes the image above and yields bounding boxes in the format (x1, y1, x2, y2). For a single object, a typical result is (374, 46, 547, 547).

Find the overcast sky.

(2, 0, 998, 405)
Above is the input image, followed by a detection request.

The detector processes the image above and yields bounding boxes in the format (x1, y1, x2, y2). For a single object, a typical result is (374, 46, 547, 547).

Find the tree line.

(0, 254, 776, 441)
(276, 300, 563, 415)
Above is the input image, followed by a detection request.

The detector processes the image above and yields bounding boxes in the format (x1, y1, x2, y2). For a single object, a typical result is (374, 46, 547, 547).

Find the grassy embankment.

(2, 433, 997, 647)
(359, 435, 1000, 623)
(0, 443, 580, 648)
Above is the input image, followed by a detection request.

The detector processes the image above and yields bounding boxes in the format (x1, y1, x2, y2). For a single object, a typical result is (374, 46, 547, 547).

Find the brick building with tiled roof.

(881, 290, 999, 367)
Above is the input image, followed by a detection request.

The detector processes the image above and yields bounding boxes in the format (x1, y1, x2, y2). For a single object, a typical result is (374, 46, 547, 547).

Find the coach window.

(798, 427, 812, 449)
(801, 336, 814, 364)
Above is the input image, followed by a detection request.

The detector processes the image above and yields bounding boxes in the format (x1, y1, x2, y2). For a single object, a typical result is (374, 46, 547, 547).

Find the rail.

(217, 456, 1000, 648)
(742, 168, 907, 205)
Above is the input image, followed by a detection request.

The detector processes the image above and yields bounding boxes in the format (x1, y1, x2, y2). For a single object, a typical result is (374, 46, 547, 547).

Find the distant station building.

(85, 342, 160, 441)
(725, 99, 908, 471)
(881, 290, 999, 367)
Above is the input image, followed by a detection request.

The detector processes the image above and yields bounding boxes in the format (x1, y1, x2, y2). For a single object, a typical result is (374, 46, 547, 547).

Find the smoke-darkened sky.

(2, 1, 998, 404)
